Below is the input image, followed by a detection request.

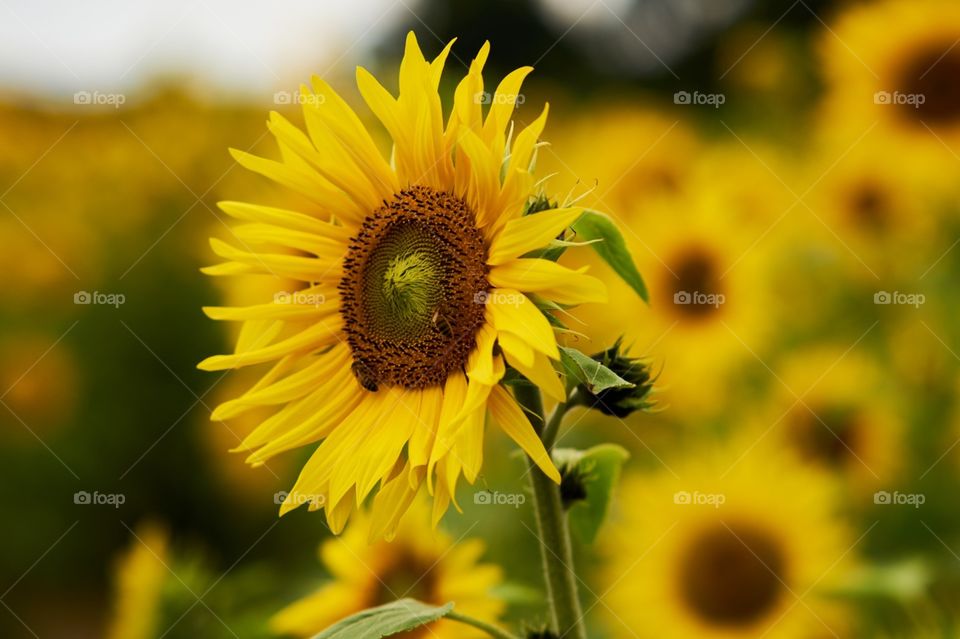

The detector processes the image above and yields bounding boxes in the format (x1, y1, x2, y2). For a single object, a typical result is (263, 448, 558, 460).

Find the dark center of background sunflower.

(898, 44, 960, 126)
(339, 186, 488, 390)
(788, 403, 862, 467)
(679, 523, 785, 627)
(847, 181, 891, 231)
(665, 247, 724, 320)
(369, 548, 440, 639)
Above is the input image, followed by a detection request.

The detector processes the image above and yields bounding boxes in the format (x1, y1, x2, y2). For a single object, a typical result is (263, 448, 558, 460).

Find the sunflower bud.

(577, 337, 657, 418)
(558, 461, 590, 509)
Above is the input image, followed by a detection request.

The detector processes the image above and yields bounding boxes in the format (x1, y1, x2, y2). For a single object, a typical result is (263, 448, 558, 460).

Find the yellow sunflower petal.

(486, 207, 583, 265)
(489, 258, 607, 305)
(487, 385, 560, 483)
(212, 346, 350, 421)
(217, 201, 353, 240)
(497, 331, 535, 368)
(407, 385, 443, 472)
(243, 371, 363, 463)
(267, 111, 382, 212)
(465, 321, 501, 385)
(481, 66, 533, 145)
(229, 148, 365, 224)
(427, 372, 470, 491)
(456, 128, 501, 227)
(507, 102, 549, 175)
(301, 79, 398, 199)
(501, 347, 566, 404)
(485, 289, 559, 359)
(197, 319, 342, 371)
(369, 464, 425, 542)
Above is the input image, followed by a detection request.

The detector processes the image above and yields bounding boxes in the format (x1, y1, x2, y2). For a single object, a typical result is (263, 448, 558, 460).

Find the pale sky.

(0, 0, 414, 99)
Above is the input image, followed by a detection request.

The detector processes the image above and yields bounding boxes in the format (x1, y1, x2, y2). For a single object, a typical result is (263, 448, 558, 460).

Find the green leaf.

(559, 346, 634, 394)
(311, 599, 454, 639)
(554, 444, 630, 544)
(572, 210, 648, 302)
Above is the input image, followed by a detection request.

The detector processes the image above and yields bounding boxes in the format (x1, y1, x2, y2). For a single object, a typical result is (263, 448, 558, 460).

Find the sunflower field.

(3, 1, 960, 638)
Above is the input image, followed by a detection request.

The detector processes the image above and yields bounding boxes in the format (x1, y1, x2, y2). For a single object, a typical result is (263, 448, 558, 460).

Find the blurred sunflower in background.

(753, 347, 904, 496)
(612, 190, 775, 415)
(600, 439, 856, 639)
(820, 0, 960, 178)
(803, 136, 936, 278)
(200, 32, 611, 537)
(542, 106, 701, 214)
(271, 498, 503, 638)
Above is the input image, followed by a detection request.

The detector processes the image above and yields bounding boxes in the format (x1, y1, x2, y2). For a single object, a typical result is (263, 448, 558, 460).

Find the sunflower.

(539, 105, 701, 214)
(106, 522, 169, 639)
(583, 186, 775, 416)
(599, 439, 855, 639)
(820, 0, 960, 176)
(755, 346, 904, 494)
(199, 33, 606, 537)
(271, 498, 503, 638)
(801, 135, 938, 280)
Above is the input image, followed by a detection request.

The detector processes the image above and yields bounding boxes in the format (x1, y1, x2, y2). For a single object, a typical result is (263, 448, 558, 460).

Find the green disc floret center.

(339, 186, 490, 390)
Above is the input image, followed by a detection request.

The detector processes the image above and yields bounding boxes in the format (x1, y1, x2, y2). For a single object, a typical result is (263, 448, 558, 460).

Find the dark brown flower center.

(678, 523, 786, 627)
(664, 247, 725, 320)
(847, 181, 890, 231)
(896, 43, 960, 126)
(339, 186, 489, 390)
(369, 548, 440, 639)
(789, 403, 862, 467)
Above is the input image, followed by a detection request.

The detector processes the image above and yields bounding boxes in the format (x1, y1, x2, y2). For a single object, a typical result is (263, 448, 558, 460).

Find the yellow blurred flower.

(820, 0, 960, 179)
(0, 332, 78, 438)
(803, 136, 936, 276)
(755, 346, 904, 494)
(600, 439, 855, 639)
(271, 499, 503, 637)
(541, 105, 701, 213)
(586, 187, 776, 415)
(106, 522, 170, 639)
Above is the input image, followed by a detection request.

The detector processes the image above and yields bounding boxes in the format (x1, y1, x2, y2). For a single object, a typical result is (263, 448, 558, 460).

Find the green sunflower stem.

(446, 611, 523, 639)
(515, 384, 587, 639)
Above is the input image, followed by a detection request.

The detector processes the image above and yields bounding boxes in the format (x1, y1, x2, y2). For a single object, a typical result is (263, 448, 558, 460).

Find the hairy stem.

(514, 384, 587, 639)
